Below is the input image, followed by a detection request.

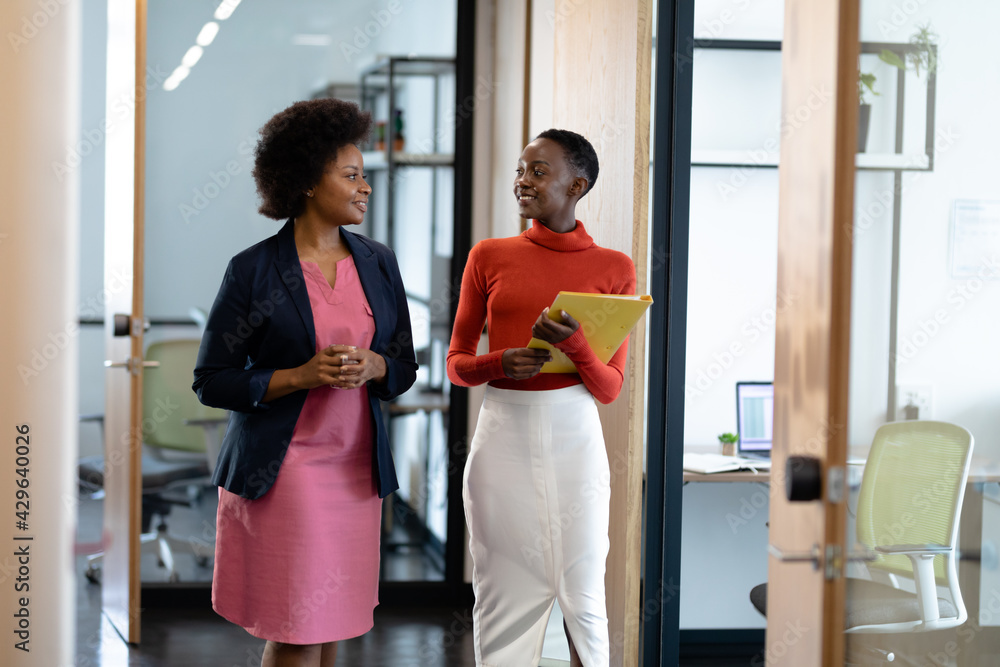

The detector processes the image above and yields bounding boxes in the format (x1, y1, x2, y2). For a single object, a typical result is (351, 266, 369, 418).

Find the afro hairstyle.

(253, 98, 372, 220)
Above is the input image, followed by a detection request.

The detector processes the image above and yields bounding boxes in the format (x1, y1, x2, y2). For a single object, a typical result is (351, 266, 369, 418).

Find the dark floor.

(75, 483, 758, 666)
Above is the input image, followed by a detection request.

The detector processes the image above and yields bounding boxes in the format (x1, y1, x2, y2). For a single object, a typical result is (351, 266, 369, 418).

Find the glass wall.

(77, 0, 461, 591)
(844, 2, 1000, 664)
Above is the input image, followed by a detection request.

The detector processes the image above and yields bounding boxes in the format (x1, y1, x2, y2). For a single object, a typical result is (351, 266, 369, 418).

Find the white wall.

(684, 0, 1000, 456)
(866, 1, 1000, 455)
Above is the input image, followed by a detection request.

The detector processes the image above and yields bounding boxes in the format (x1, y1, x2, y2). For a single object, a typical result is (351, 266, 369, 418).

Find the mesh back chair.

(846, 420, 974, 635)
(79, 339, 227, 582)
(750, 421, 974, 661)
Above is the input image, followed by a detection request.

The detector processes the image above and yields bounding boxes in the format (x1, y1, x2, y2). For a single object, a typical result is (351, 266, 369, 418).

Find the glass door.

(842, 1, 1000, 664)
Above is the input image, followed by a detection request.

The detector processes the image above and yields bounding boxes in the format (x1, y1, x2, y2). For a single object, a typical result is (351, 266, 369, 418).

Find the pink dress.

(212, 255, 382, 644)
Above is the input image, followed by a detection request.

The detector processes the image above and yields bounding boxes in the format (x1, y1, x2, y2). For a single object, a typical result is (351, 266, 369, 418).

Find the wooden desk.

(683, 469, 771, 483)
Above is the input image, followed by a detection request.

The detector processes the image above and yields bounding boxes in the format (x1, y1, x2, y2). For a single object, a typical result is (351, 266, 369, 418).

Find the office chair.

(79, 338, 228, 582)
(750, 420, 974, 663)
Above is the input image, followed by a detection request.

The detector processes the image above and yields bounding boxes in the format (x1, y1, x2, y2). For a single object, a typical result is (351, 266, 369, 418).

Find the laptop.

(736, 381, 774, 462)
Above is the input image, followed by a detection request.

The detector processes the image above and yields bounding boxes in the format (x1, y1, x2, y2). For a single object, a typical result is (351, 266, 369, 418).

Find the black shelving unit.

(357, 55, 463, 591)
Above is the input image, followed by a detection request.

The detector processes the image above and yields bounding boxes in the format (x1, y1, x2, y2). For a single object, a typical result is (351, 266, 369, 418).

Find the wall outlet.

(896, 383, 933, 420)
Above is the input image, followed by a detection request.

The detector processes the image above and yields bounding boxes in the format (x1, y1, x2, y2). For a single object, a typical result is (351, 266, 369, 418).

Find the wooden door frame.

(766, 0, 859, 664)
(101, 0, 147, 643)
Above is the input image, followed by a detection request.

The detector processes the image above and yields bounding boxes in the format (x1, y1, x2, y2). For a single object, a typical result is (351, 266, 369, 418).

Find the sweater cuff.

(478, 349, 508, 380)
(554, 328, 594, 360)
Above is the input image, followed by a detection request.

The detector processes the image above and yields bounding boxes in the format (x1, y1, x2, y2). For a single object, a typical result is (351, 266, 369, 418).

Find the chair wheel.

(196, 556, 210, 568)
(85, 565, 101, 584)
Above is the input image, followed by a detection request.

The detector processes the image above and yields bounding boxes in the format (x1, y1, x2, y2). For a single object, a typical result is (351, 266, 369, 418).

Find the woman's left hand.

(327, 345, 387, 389)
(531, 307, 580, 346)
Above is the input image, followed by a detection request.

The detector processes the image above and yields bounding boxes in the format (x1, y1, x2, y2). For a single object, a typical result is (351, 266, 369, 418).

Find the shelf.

(855, 153, 930, 171)
(690, 149, 931, 171)
(360, 57, 455, 79)
(362, 150, 455, 170)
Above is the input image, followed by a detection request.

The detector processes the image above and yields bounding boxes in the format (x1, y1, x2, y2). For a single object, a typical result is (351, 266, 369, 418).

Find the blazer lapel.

(342, 229, 383, 347)
(274, 219, 316, 349)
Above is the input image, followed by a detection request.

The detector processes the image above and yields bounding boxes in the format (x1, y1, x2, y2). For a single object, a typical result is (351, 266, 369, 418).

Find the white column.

(0, 1, 81, 665)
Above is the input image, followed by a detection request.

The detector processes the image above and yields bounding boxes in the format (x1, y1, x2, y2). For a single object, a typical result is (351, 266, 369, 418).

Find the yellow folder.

(527, 291, 653, 373)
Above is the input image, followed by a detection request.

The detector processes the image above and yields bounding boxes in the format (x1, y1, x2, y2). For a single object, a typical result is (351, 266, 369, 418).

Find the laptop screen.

(736, 381, 774, 456)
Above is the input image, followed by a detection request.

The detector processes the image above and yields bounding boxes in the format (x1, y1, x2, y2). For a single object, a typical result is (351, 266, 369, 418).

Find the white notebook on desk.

(683, 452, 772, 474)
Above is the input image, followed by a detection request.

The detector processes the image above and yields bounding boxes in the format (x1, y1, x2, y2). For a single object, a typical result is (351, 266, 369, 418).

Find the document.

(527, 291, 653, 373)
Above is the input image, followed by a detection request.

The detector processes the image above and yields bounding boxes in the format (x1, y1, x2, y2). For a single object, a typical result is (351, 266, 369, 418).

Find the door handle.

(111, 313, 151, 337)
(769, 543, 821, 569)
(770, 543, 878, 578)
(104, 357, 160, 376)
(786, 455, 823, 501)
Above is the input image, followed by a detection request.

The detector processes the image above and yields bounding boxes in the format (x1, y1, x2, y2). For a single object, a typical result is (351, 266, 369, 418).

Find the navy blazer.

(192, 220, 417, 499)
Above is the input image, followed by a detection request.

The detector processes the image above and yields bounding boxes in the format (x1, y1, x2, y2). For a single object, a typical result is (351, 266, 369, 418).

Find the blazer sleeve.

(192, 258, 275, 413)
(368, 248, 418, 401)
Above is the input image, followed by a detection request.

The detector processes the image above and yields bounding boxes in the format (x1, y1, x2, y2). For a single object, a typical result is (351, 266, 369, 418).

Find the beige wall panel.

(552, 1, 653, 665)
(0, 1, 81, 663)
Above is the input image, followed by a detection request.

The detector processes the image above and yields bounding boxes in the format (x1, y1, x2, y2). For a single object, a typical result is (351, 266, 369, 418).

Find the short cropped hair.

(253, 99, 372, 220)
(535, 128, 599, 196)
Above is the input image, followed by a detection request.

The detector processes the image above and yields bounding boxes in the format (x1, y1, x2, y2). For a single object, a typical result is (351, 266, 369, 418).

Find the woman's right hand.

(263, 345, 359, 402)
(501, 347, 553, 380)
(296, 344, 360, 388)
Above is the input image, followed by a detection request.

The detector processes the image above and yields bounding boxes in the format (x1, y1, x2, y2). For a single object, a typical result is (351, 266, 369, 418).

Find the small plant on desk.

(718, 432, 738, 457)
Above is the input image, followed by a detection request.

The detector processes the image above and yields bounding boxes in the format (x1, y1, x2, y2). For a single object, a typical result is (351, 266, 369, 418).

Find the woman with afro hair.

(448, 129, 636, 666)
(194, 98, 417, 666)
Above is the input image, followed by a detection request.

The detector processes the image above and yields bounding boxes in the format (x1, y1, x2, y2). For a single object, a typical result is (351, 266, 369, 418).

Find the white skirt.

(463, 384, 611, 667)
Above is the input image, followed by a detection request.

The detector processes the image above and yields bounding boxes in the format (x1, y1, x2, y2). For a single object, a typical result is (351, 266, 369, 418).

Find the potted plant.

(718, 432, 739, 457)
(857, 22, 938, 152)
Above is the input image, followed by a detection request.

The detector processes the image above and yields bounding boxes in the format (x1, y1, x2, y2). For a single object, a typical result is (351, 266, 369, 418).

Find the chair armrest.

(875, 543, 951, 623)
(875, 543, 951, 556)
(182, 417, 228, 477)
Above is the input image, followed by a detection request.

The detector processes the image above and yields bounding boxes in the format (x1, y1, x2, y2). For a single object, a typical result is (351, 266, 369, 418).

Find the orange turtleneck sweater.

(446, 220, 637, 404)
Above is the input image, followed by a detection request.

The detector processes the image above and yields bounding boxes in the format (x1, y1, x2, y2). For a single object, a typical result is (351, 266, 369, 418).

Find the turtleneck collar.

(522, 219, 595, 252)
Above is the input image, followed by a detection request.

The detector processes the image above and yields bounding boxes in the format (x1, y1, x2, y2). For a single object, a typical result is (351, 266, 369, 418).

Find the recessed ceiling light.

(196, 22, 219, 46)
(163, 65, 191, 92)
(214, 0, 241, 21)
(181, 45, 204, 67)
